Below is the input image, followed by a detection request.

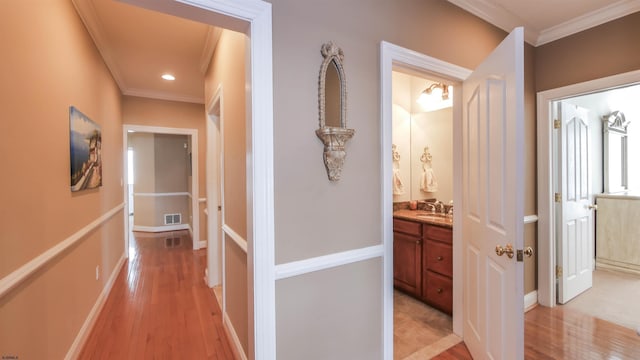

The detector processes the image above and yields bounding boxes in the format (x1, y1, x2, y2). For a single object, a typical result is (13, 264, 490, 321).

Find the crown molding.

(123, 88, 204, 104)
(536, 0, 640, 46)
(71, 0, 127, 90)
(199, 26, 222, 74)
(447, 0, 539, 45)
(448, 0, 640, 47)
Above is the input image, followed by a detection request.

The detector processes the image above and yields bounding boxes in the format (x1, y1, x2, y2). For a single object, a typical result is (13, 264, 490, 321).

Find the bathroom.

(391, 69, 457, 359)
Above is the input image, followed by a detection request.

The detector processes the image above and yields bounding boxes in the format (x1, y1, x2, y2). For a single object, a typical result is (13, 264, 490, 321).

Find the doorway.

(390, 68, 458, 359)
(123, 125, 200, 252)
(115, 2, 274, 359)
(539, 77, 640, 331)
(381, 41, 472, 358)
(537, 69, 640, 308)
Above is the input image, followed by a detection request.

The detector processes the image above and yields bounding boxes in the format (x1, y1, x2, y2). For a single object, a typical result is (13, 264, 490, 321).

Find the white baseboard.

(65, 254, 126, 359)
(198, 240, 207, 248)
(223, 312, 248, 360)
(524, 290, 538, 312)
(132, 224, 190, 232)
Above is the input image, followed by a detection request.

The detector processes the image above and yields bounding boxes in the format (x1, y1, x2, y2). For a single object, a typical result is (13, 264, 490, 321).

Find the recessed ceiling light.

(161, 74, 175, 81)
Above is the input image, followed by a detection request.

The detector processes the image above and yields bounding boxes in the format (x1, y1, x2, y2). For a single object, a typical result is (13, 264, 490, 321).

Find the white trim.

(198, 240, 207, 248)
(123, 124, 200, 251)
(132, 224, 190, 232)
(447, 0, 640, 46)
(199, 197, 207, 203)
(524, 215, 538, 224)
(380, 41, 471, 360)
(537, 0, 640, 46)
(536, 69, 640, 307)
(524, 290, 538, 312)
(65, 254, 126, 360)
(223, 224, 248, 253)
(0, 203, 124, 298)
(134, 192, 190, 197)
(224, 312, 248, 360)
(122, 88, 204, 104)
(275, 245, 384, 280)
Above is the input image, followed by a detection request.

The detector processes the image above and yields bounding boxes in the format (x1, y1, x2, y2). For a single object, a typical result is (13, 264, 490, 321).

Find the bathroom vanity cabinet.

(393, 214, 453, 315)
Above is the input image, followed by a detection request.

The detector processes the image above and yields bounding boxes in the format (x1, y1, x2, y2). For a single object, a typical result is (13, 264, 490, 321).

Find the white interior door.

(462, 27, 525, 360)
(556, 102, 593, 304)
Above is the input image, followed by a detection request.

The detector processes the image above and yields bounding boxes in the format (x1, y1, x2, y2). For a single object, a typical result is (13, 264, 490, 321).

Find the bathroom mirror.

(324, 60, 342, 128)
(603, 111, 629, 193)
(316, 41, 354, 181)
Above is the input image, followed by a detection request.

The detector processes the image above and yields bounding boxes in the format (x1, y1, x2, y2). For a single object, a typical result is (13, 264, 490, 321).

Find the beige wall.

(268, 0, 540, 357)
(129, 132, 190, 227)
(122, 96, 206, 236)
(0, 1, 124, 358)
(203, 29, 249, 355)
(535, 12, 640, 92)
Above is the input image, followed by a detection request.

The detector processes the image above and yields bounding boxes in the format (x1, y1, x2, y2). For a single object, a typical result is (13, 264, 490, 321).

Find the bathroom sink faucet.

(425, 203, 437, 213)
(434, 200, 445, 214)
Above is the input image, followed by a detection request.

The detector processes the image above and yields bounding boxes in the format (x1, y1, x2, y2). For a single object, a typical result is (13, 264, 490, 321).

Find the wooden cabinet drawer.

(425, 240, 452, 277)
(394, 218, 422, 237)
(423, 224, 452, 244)
(424, 271, 452, 315)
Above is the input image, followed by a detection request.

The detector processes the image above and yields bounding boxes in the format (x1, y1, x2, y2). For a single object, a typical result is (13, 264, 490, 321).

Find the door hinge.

(554, 119, 561, 129)
(556, 265, 563, 279)
(554, 193, 562, 202)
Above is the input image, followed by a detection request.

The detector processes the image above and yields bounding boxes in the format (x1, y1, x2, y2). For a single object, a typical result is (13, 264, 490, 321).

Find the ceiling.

(72, 0, 639, 105)
(448, 0, 640, 46)
(73, 0, 220, 104)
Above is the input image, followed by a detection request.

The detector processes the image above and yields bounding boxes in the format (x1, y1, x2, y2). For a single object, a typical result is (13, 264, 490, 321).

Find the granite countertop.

(393, 209, 453, 228)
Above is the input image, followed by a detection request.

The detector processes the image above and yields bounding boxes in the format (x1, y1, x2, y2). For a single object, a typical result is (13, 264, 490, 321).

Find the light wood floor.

(433, 305, 640, 359)
(79, 230, 233, 359)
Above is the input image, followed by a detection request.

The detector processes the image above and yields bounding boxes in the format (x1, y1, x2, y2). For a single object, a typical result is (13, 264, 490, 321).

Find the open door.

(556, 102, 594, 304)
(462, 27, 525, 359)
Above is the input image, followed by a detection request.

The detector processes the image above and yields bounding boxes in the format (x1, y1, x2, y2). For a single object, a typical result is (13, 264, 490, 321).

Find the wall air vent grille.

(164, 213, 182, 225)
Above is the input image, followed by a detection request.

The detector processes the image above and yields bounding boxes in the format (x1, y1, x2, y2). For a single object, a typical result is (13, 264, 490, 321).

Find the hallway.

(79, 230, 232, 359)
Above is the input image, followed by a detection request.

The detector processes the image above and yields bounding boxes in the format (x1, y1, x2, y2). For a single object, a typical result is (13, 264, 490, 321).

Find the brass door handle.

(588, 204, 598, 210)
(495, 244, 514, 258)
(523, 246, 534, 258)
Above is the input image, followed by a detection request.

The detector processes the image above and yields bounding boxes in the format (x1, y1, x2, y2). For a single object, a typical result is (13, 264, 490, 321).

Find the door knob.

(523, 246, 534, 258)
(588, 204, 598, 210)
(495, 244, 514, 258)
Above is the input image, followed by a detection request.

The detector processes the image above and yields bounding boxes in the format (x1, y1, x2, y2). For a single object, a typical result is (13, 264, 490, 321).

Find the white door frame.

(121, 2, 274, 358)
(206, 85, 224, 288)
(380, 41, 471, 358)
(537, 69, 640, 307)
(122, 125, 200, 250)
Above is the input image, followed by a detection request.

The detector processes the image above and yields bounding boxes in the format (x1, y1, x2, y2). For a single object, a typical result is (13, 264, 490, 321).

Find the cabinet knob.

(437, 288, 443, 294)
(437, 256, 443, 261)
(416, 240, 421, 245)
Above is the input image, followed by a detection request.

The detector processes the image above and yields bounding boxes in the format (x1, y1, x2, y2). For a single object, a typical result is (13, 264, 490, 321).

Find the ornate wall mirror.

(316, 41, 354, 181)
(603, 111, 630, 193)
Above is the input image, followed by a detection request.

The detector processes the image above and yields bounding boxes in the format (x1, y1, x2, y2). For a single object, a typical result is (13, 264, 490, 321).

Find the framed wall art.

(69, 106, 102, 192)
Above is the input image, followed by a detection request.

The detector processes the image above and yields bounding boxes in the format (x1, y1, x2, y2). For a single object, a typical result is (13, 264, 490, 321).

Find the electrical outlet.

(95, 265, 100, 280)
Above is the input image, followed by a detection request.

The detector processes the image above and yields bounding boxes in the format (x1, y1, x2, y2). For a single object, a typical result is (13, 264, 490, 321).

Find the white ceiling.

(72, 0, 639, 105)
(73, 0, 220, 104)
(448, 0, 640, 46)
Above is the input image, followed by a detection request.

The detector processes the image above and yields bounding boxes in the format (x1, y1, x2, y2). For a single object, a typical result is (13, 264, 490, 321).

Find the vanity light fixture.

(161, 73, 176, 81)
(417, 82, 453, 112)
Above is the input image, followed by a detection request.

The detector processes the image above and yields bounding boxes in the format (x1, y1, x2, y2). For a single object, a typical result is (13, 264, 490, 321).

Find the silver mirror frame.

(316, 41, 355, 181)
